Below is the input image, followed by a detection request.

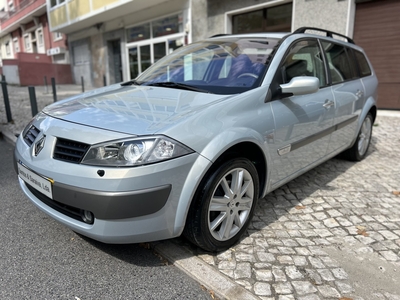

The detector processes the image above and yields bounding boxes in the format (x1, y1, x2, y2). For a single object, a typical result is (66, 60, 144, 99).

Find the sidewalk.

(1, 85, 400, 299)
(0, 84, 91, 143)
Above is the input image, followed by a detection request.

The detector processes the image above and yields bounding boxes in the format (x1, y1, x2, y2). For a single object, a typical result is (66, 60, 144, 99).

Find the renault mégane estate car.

(15, 27, 378, 251)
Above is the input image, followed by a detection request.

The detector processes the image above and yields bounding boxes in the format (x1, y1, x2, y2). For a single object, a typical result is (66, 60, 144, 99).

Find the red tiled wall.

(18, 62, 73, 85)
(17, 52, 52, 63)
(2, 58, 73, 85)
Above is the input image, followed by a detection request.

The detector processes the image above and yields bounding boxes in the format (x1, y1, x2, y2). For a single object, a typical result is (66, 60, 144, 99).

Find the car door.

(321, 41, 365, 155)
(268, 39, 335, 187)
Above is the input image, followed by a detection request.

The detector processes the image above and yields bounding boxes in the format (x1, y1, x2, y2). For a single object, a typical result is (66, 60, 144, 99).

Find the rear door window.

(321, 42, 357, 84)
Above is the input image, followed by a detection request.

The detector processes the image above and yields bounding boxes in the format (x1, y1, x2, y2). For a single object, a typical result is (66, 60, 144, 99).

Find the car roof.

(207, 27, 356, 47)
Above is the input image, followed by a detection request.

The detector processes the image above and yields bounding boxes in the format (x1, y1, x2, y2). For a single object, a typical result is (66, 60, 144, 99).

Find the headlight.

(81, 136, 194, 167)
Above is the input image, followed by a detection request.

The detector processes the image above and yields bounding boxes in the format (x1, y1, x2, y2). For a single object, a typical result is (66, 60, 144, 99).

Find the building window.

(232, 3, 292, 34)
(53, 32, 62, 41)
(152, 15, 182, 38)
(126, 14, 183, 43)
(13, 38, 19, 53)
(50, 0, 65, 8)
(5, 41, 11, 56)
(126, 24, 150, 43)
(24, 34, 31, 51)
(126, 14, 185, 79)
(37, 29, 44, 46)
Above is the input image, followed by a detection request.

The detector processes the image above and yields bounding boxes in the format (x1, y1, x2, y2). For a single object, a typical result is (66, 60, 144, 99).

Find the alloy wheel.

(208, 167, 254, 241)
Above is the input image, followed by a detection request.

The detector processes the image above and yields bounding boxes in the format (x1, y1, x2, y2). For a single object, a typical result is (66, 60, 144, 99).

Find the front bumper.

(22, 174, 171, 220)
(15, 152, 202, 243)
(14, 118, 211, 244)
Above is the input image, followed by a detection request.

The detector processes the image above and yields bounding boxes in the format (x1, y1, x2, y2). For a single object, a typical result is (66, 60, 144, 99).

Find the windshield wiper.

(121, 80, 141, 86)
(146, 82, 211, 93)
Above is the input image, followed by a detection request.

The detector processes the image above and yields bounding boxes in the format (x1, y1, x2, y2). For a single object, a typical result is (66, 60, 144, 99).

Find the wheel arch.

(207, 142, 267, 200)
(349, 97, 377, 148)
(361, 97, 377, 125)
(181, 144, 267, 251)
(368, 104, 377, 123)
(173, 135, 270, 237)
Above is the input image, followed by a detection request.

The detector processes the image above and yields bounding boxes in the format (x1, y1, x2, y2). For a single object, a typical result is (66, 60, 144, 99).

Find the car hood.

(43, 84, 230, 135)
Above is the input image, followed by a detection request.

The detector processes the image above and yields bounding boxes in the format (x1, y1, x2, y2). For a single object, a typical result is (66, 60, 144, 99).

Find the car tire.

(183, 158, 259, 252)
(342, 113, 373, 161)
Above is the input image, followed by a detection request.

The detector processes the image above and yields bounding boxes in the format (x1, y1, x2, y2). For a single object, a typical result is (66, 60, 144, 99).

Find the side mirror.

(280, 76, 319, 96)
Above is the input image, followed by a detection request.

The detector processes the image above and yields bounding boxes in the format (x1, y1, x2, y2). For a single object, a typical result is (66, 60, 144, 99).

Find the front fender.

(172, 127, 272, 235)
(200, 127, 268, 163)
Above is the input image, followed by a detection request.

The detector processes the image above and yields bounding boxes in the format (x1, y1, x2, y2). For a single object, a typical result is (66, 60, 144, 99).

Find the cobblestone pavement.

(182, 113, 400, 300)
(1, 86, 400, 299)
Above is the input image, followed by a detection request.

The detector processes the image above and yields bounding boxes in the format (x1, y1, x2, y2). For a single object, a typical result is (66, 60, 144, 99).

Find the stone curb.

(153, 241, 259, 300)
(1, 129, 17, 145)
(377, 110, 400, 117)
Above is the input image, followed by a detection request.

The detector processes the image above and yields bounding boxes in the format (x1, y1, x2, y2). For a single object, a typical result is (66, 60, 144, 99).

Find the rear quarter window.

(354, 50, 372, 77)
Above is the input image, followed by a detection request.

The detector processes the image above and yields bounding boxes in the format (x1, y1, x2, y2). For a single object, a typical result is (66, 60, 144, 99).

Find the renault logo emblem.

(34, 135, 46, 156)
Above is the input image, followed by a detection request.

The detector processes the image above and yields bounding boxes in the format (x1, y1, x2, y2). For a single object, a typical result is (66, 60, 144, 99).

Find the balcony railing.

(0, 0, 44, 22)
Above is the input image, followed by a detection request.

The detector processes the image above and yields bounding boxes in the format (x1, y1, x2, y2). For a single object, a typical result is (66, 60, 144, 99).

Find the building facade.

(44, 0, 398, 109)
(44, 0, 357, 89)
(0, 0, 72, 85)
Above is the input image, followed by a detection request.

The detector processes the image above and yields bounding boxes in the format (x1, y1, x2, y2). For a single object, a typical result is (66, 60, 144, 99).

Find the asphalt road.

(0, 138, 211, 300)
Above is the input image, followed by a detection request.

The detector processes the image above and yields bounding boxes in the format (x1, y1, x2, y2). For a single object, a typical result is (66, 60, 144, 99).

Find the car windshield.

(136, 37, 280, 95)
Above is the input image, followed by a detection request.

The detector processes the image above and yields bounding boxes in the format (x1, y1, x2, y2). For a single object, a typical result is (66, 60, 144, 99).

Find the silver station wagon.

(15, 27, 378, 251)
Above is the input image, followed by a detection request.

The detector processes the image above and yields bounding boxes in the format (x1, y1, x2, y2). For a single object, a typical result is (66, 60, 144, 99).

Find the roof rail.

(209, 34, 228, 38)
(293, 27, 355, 44)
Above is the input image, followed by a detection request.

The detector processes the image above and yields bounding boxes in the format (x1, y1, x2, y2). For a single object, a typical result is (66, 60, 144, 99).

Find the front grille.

(25, 184, 90, 224)
(53, 138, 90, 164)
(23, 125, 40, 146)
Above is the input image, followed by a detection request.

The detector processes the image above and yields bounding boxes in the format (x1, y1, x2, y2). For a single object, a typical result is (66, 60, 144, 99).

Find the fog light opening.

(81, 210, 94, 224)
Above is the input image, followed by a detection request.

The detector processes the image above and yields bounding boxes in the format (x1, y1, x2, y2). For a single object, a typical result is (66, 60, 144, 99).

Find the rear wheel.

(342, 113, 373, 161)
(184, 158, 259, 252)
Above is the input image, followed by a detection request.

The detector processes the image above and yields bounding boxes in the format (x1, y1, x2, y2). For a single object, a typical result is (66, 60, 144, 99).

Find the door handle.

(323, 100, 334, 109)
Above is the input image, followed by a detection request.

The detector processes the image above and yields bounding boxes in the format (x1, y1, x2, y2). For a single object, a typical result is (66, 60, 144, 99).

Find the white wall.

(0, 0, 8, 12)
(292, 0, 350, 35)
(3, 65, 20, 85)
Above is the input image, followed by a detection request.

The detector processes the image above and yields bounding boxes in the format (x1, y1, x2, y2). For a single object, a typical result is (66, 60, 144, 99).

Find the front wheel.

(342, 113, 373, 161)
(184, 158, 259, 252)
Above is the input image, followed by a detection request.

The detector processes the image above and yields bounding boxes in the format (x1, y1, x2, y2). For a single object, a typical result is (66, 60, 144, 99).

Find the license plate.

(18, 163, 53, 199)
